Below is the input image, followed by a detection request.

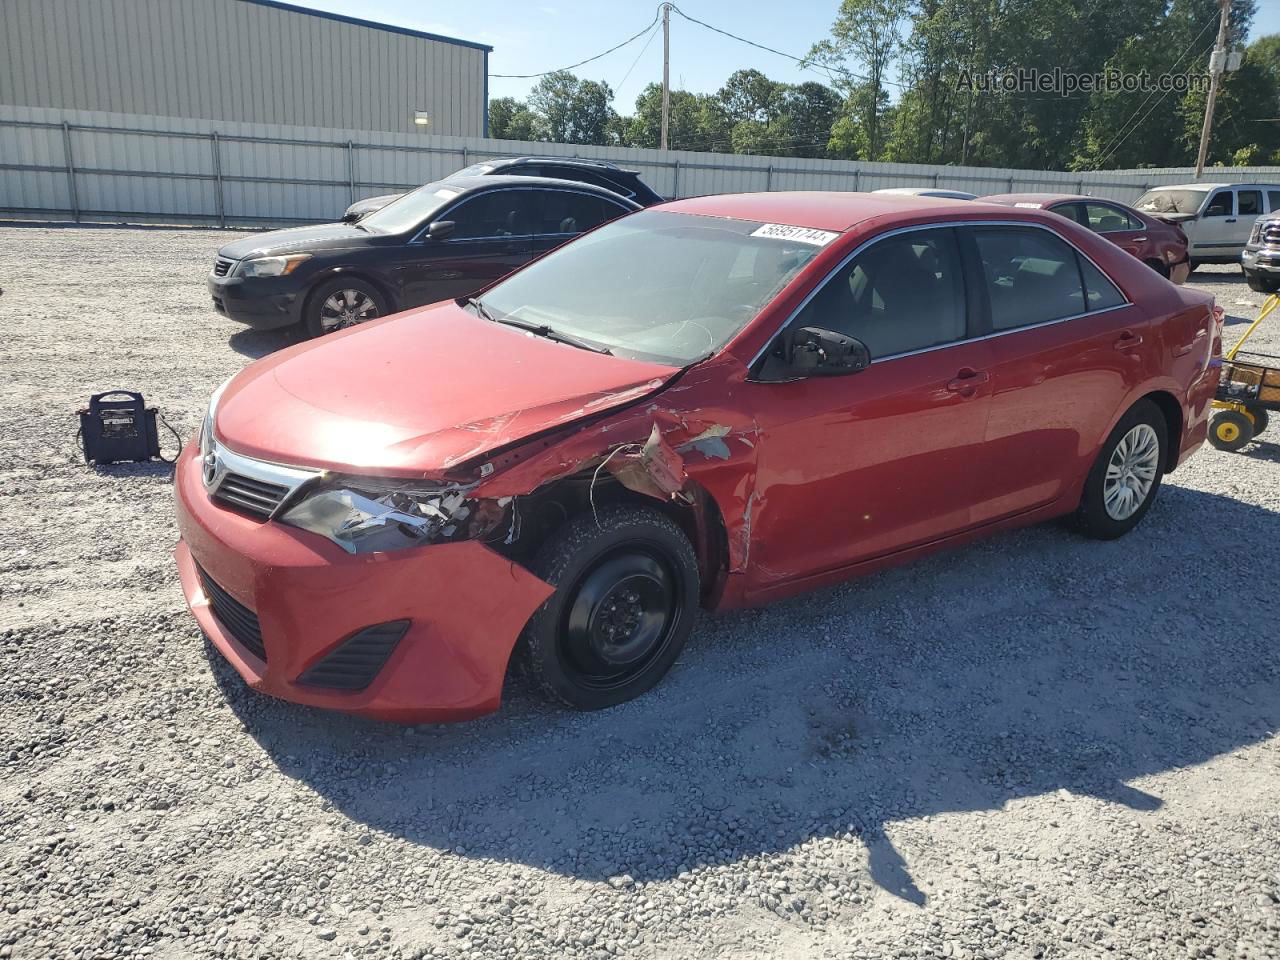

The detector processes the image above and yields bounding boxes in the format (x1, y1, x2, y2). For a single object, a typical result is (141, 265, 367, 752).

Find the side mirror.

(425, 220, 456, 241)
(788, 326, 870, 376)
(341, 211, 361, 223)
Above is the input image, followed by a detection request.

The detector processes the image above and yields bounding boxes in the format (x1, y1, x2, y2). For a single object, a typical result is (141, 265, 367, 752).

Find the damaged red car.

(175, 193, 1222, 723)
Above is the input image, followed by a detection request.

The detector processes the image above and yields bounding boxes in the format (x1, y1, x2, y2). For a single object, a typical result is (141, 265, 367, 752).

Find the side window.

(1203, 191, 1233, 217)
(971, 227, 1088, 330)
(1238, 190, 1262, 217)
(538, 191, 628, 236)
(446, 190, 538, 240)
(1049, 202, 1086, 225)
(1078, 256, 1126, 310)
(793, 229, 966, 360)
(1268, 190, 1280, 213)
(1083, 203, 1139, 233)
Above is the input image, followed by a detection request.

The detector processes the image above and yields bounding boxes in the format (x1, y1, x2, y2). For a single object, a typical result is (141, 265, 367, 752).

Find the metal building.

(0, 0, 491, 136)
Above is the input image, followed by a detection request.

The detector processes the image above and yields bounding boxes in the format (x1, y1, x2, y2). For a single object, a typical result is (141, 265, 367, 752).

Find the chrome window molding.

(746, 218, 1134, 377)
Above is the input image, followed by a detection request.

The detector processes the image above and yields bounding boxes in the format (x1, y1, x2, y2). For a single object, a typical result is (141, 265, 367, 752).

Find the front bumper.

(1241, 248, 1280, 275)
(173, 442, 553, 723)
(208, 271, 306, 329)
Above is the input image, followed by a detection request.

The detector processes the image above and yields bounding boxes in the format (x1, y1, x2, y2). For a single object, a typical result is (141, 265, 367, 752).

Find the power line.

(668, 4, 905, 90)
(489, 9, 661, 79)
(616, 21, 662, 93)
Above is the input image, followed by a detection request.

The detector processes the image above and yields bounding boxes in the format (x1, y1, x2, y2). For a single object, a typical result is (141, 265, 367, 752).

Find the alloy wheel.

(1103, 423, 1160, 521)
(319, 289, 379, 331)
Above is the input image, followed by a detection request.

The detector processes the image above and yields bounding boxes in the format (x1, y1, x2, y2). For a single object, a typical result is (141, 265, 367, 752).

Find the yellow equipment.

(1209, 293, 1280, 452)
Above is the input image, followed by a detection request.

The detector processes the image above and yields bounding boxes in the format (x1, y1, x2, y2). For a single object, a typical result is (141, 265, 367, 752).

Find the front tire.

(1245, 271, 1280, 294)
(1075, 400, 1166, 540)
(519, 505, 699, 710)
(303, 277, 388, 338)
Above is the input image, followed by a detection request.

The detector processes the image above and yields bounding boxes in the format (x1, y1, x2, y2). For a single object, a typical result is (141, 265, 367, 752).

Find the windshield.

(1134, 189, 1207, 215)
(358, 182, 461, 234)
(477, 210, 830, 364)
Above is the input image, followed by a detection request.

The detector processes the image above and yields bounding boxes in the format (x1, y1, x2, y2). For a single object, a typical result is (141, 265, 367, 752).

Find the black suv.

(210, 176, 640, 337)
(343, 156, 664, 221)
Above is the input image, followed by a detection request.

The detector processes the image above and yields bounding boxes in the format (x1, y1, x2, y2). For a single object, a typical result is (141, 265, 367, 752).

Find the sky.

(299, 0, 1280, 115)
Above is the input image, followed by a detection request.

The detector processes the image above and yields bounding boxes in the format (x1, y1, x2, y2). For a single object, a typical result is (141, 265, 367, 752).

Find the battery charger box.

(78, 391, 162, 464)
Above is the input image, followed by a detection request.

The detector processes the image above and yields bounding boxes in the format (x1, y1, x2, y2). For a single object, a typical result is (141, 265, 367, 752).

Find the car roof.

(436, 174, 642, 204)
(873, 187, 975, 197)
(979, 193, 1106, 207)
(488, 156, 637, 175)
(662, 191, 1011, 232)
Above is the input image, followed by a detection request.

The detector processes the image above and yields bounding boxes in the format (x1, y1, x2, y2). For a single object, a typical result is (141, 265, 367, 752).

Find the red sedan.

(175, 193, 1222, 722)
(980, 193, 1191, 283)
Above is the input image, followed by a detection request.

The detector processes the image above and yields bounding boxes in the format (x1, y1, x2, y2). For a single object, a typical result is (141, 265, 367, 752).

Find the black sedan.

(342, 156, 665, 221)
(209, 176, 641, 337)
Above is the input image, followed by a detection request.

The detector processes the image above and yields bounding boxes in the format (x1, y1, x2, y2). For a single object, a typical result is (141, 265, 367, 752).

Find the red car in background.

(980, 193, 1191, 283)
(175, 193, 1221, 723)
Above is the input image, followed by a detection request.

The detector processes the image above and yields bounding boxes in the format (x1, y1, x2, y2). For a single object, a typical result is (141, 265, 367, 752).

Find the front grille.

(298, 621, 409, 690)
(212, 257, 236, 277)
(1262, 223, 1280, 246)
(213, 472, 290, 518)
(197, 564, 267, 662)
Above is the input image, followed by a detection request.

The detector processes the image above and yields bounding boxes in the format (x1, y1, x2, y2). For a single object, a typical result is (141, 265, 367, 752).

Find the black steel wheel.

(1248, 407, 1270, 437)
(519, 505, 699, 710)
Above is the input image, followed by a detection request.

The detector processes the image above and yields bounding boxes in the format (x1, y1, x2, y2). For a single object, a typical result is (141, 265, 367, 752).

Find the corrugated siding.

(4, 104, 1280, 225)
(0, 0, 486, 135)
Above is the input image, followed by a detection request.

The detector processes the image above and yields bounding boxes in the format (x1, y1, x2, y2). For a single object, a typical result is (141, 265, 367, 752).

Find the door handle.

(1131, 236, 1147, 242)
(945, 368, 989, 397)
(1225, 218, 1237, 223)
(1114, 331, 1144, 350)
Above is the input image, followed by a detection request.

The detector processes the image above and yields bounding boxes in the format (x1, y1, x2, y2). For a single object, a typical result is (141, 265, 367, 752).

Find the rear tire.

(519, 505, 699, 710)
(303, 277, 388, 338)
(1247, 407, 1269, 437)
(1208, 410, 1254, 452)
(1145, 259, 1168, 279)
(1075, 400, 1166, 540)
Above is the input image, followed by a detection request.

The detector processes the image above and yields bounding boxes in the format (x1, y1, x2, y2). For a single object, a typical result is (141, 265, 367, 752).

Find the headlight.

(236, 254, 311, 278)
(280, 477, 510, 554)
(199, 377, 232, 458)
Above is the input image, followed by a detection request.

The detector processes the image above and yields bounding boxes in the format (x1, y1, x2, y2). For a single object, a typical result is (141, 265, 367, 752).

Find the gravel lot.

(1, 225, 1278, 960)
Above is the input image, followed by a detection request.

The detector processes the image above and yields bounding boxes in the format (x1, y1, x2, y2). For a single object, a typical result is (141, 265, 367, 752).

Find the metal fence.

(4, 104, 1280, 228)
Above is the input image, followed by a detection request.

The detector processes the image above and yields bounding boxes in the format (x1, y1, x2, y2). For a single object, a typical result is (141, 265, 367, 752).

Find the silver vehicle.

(1242, 212, 1280, 293)
(1133, 182, 1280, 268)
(872, 187, 979, 200)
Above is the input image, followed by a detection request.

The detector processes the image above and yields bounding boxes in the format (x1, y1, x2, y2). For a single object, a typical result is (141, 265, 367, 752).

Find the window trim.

(746, 219, 1134, 378)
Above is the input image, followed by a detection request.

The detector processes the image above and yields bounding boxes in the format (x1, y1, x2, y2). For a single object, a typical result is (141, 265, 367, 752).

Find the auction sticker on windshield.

(749, 224, 840, 246)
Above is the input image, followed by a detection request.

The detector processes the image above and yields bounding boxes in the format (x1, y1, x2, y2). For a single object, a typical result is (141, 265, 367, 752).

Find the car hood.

(214, 301, 680, 475)
(217, 223, 382, 260)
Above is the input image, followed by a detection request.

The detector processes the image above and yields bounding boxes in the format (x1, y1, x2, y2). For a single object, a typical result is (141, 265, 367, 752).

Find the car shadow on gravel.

(228, 326, 302, 359)
(209, 486, 1280, 906)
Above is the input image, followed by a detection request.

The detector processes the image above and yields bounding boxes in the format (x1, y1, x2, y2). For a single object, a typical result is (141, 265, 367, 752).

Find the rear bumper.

(173, 442, 553, 723)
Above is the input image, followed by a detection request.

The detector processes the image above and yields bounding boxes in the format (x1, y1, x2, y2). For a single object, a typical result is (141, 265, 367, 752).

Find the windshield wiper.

(475, 308, 613, 355)
(461, 296, 497, 322)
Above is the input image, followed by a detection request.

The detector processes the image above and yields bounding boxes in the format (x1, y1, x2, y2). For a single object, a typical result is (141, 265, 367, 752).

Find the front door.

(1190, 188, 1236, 261)
(965, 225, 1149, 522)
(397, 187, 538, 307)
(748, 227, 996, 585)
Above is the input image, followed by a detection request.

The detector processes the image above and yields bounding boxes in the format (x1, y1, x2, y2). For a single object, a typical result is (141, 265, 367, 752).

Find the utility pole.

(660, 2, 671, 151)
(1194, 0, 1231, 178)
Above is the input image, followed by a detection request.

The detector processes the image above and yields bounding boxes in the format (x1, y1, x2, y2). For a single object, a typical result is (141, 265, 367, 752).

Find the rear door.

(398, 188, 537, 306)
(532, 189, 632, 256)
(1078, 202, 1151, 262)
(965, 225, 1148, 523)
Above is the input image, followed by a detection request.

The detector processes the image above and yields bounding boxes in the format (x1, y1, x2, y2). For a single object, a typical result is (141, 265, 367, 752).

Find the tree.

(488, 96, 539, 141)
(526, 71, 619, 145)
(805, 0, 909, 160)
(624, 84, 719, 150)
